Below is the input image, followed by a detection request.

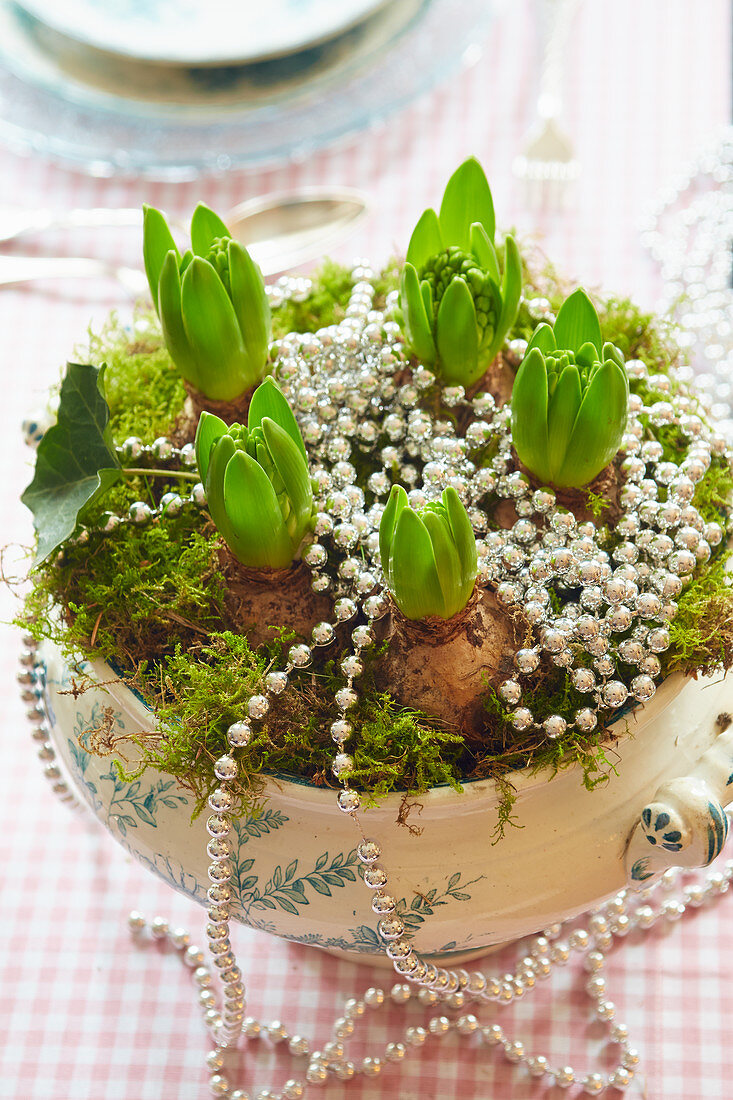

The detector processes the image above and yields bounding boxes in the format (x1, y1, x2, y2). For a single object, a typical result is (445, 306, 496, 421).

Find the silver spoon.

(0, 187, 368, 290)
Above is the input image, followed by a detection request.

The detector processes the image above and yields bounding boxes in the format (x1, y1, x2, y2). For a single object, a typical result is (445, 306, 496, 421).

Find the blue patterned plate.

(0, 0, 498, 178)
(15, 0, 390, 65)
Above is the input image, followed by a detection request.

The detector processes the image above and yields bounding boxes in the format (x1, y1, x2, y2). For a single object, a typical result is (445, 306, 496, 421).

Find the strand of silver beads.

(640, 125, 733, 443)
(29, 260, 733, 1097)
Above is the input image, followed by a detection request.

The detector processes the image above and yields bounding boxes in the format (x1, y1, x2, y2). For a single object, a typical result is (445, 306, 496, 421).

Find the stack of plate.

(0, 0, 497, 177)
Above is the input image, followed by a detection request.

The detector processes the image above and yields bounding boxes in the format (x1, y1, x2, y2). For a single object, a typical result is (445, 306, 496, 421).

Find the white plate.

(0, 0, 498, 178)
(14, 0, 391, 65)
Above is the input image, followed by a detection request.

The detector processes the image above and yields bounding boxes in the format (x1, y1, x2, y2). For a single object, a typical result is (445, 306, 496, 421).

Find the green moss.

(597, 296, 684, 371)
(665, 557, 733, 676)
(83, 309, 186, 441)
(110, 634, 467, 817)
(271, 259, 354, 338)
(489, 775, 523, 845)
(24, 511, 227, 669)
(584, 489, 612, 519)
(130, 632, 271, 815)
(372, 259, 401, 309)
(693, 455, 733, 527)
(347, 693, 464, 802)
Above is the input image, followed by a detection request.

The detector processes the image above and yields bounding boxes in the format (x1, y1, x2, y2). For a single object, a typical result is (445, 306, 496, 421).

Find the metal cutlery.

(0, 187, 368, 292)
(0, 255, 149, 293)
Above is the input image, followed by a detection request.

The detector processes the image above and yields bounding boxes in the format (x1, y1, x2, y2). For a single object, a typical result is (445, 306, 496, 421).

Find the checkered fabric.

(0, 2, 731, 1097)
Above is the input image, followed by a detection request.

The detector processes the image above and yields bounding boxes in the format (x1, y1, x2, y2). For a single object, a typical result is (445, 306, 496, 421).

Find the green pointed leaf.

(423, 510, 462, 617)
(142, 205, 180, 314)
(525, 322, 556, 356)
(158, 251, 202, 391)
(420, 278, 434, 321)
(190, 202, 231, 255)
(406, 207, 444, 268)
(559, 362, 629, 487)
(435, 277, 479, 384)
(223, 450, 293, 568)
(400, 263, 437, 364)
(228, 241, 271, 387)
(443, 486, 478, 592)
(204, 433, 238, 547)
(261, 418, 313, 534)
(248, 377, 306, 460)
(603, 341, 626, 370)
(390, 508, 444, 620)
(510, 347, 549, 479)
(469, 222, 500, 283)
(181, 257, 248, 401)
(496, 234, 522, 341)
(439, 157, 495, 250)
(379, 484, 408, 584)
(553, 288, 602, 356)
(194, 410, 228, 485)
(22, 363, 121, 564)
(546, 365, 583, 483)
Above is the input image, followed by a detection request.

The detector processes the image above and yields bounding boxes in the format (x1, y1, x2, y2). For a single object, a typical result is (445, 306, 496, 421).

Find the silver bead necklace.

(640, 125, 733, 443)
(25, 261, 733, 1097)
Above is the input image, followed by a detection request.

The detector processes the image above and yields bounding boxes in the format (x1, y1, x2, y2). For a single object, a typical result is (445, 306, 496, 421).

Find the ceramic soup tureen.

(21, 159, 733, 997)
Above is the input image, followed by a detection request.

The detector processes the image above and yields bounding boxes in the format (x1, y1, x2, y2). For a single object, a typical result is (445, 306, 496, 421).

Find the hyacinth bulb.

(399, 157, 522, 386)
(511, 288, 629, 489)
(143, 202, 271, 402)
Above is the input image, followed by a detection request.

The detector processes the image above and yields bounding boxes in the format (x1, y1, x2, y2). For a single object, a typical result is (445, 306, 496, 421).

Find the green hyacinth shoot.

(379, 485, 478, 620)
(194, 378, 313, 569)
(143, 202, 271, 402)
(399, 157, 522, 387)
(511, 289, 629, 489)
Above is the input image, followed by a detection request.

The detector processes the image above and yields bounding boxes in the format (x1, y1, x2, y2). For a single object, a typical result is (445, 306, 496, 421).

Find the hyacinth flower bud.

(379, 484, 478, 620)
(143, 202, 271, 401)
(511, 288, 629, 489)
(195, 378, 313, 569)
(399, 157, 522, 386)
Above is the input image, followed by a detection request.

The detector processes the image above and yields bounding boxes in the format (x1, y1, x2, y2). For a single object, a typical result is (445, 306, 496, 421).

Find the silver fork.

(513, 0, 582, 209)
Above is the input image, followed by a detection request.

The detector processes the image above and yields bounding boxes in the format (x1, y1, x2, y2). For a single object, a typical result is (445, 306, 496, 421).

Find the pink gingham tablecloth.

(1, 2, 732, 1097)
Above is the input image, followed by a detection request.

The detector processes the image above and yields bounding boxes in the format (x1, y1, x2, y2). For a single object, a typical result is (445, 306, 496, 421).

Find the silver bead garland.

(641, 125, 733, 443)
(23, 255, 733, 1097)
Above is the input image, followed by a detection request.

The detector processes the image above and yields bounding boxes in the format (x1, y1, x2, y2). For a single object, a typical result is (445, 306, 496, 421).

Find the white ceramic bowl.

(41, 639, 733, 964)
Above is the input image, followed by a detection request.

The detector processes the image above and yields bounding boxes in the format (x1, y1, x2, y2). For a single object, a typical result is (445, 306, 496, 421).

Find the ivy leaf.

(22, 362, 121, 564)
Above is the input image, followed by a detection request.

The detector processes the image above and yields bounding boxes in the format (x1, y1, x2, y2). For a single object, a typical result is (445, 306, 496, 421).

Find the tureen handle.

(624, 720, 733, 885)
